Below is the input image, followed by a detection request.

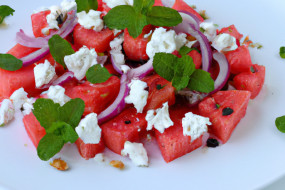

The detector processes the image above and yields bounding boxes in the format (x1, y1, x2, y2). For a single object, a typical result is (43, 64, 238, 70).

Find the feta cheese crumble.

(182, 112, 211, 142)
(77, 10, 104, 32)
(34, 60, 56, 88)
(0, 99, 15, 126)
(125, 80, 148, 113)
(145, 102, 173, 133)
(200, 22, 217, 41)
(75, 113, 102, 144)
(103, 0, 133, 9)
(121, 141, 148, 167)
(46, 85, 70, 106)
(146, 27, 187, 58)
(61, 0, 77, 13)
(212, 33, 238, 52)
(64, 46, 98, 80)
(10, 88, 28, 110)
(22, 98, 36, 116)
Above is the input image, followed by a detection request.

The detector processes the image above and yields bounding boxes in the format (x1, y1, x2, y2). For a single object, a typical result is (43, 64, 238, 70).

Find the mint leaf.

(46, 122, 78, 143)
(127, 14, 147, 38)
(178, 46, 200, 56)
(153, 53, 177, 81)
(0, 5, 15, 24)
(0, 54, 22, 71)
(172, 56, 195, 91)
(86, 64, 112, 84)
(146, 6, 182, 27)
(276, 116, 285, 133)
(33, 99, 60, 129)
(59, 98, 85, 128)
(187, 69, 214, 93)
(48, 35, 75, 68)
(280, 47, 285, 59)
(134, 0, 154, 14)
(76, 0, 98, 12)
(37, 133, 65, 161)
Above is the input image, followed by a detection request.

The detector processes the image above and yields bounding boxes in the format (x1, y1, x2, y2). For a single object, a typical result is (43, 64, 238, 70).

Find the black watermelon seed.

(207, 138, 219, 148)
(250, 66, 256, 73)
(56, 13, 64, 25)
(125, 120, 131, 124)
(222, 107, 234, 116)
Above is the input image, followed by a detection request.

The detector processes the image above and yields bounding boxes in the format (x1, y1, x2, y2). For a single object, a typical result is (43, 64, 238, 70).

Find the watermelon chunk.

(155, 105, 203, 163)
(75, 138, 105, 160)
(31, 10, 51, 37)
(198, 90, 251, 143)
(23, 113, 46, 147)
(218, 25, 243, 41)
(101, 107, 147, 155)
(233, 64, 265, 99)
(172, 0, 204, 22)
(154, 0, 163, 6)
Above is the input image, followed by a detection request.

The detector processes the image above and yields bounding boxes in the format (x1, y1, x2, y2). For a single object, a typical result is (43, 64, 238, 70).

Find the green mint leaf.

(127, 13, 147, 38)
(76, 0, 98, 12)
(86, 64, 112, 84)
(48, 34, 75, 68)
(134, 0, 154, 14)
(33, 99, 60, 130)
(280, 47, 285, 59)
(104, 5, 136, 30)
(37, 133, 65, 161)
(0, 54, 22, 71)
(172, 56, 195, 91)
(153, 53, 177, 81)
(46, 122, 78, 143)
(276, 116, 285, 133)
(0, 5, 15, 24)
(59, 98, 85, 128)
(187, 69, 215, 93)
(146, 6, 182, 27)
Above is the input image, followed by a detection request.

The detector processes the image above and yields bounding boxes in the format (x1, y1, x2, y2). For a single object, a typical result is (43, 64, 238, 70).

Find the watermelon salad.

(0, 0, 266, 168)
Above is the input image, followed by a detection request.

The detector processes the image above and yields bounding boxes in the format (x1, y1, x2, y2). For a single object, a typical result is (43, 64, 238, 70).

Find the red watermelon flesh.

(172, 0, 204, 22)
(155, 105, 203, 163)
(233, 64, 265, 99)
(218, 25, 243, 41)
(75, 138, 105, 160)
(101, 107, 147, 155)
(198, 90, 251, 143)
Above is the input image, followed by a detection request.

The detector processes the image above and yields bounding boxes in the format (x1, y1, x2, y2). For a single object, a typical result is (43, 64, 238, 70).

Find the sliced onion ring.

(20, 46, 50, 67)
(174, 11, 201, 32)
(97, 55, 108, 65)
(128, 58, 153, 79)
(37, 71, 75, 89)
(110, 54, 124, 75)
(16, 30, 48, 48)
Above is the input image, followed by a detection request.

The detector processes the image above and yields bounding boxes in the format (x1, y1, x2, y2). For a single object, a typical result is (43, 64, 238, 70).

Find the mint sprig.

(48, 35, 75, 68)
(153, 52, 214, 92)
(86, 64, 112, 84)
(276, 116, 285, 133)
(33, 98, 85, 161)
(179, 46, 200, 56)
(75, 0, 98, 13)
(104, 0, 182, 38)
(0, 5, 15, 24)
(280, 47, 285, 59)
(0, 54, 22, 71)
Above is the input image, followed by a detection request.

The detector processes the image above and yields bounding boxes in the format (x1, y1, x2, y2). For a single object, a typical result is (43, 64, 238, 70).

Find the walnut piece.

(50, 158, 69, 171)
(109, 160, 125, 170)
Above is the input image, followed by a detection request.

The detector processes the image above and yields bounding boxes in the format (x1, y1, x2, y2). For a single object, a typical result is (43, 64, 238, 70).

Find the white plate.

(0, 0, 285, 190)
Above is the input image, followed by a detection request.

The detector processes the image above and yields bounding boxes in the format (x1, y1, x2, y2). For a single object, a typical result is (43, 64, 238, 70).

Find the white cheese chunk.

(212, 33, 238, 52)
(182, 112, 211, 142)
(61, 0, 77, 13)
(34, 60, 56, 88)
(200, 22, 217, 42)
(75, 113, 102, 144)
(121, 141, 148, 167)
(146, 27, 187, 58)
(145, 102, 173, 133)
(10, 88, 28, 110)
(64, 46, 98, 80)
(22, 98, 36, 116)
(0, 99, 15, 126)
(46, 85, 70, 106)
(185, 40, 197, 48)
(103, 0, 133, 8)
(77, 10, 104, 32)
(125, 80, 148, 113)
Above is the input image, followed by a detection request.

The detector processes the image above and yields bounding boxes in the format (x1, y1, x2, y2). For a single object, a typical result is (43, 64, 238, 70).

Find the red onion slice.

(20, 46, 50, 67)
(128, 58, 154, 79)
(98, 74, 129, 124)
(16, 30, 48, 48)
(37, 72, 75, 89)
(97, 55, 108, 65)
(174, 11, 201, 32)
(110, 54, 123, 75)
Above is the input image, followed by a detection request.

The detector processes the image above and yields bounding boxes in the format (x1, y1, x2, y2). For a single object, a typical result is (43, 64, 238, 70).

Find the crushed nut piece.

(50, 158, 69, 171)
(109, 160, 125, 170)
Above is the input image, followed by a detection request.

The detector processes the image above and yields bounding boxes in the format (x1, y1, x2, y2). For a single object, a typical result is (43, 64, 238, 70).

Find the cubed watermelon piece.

(188, 50, 202, 69)
(63, 76, 120, 116)
(225, 45, 253, 74)
(75, 138, 105, 160)
(155, 105, 203, 163)
(101, 107, 147, 155)
(233, 64, 265, 99)
(154, 0, 163, 6)
(23, 113, 46, 147)
(31, 10, 51, 37)
(218, 25, 243, 41)
(73, 24, 114, 53)
(172, 0, 204, 22)
(198, 90, 251, 143)
(142, 74, 175, 111)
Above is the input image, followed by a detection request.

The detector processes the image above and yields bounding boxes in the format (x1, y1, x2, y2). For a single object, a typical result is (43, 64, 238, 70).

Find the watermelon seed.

(250, 66, 256, 73)
(125, 120, 131, 124)
(222, 107, 234, 116)
(56, 13, 64, 25)
(206, 139, 219, 148)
